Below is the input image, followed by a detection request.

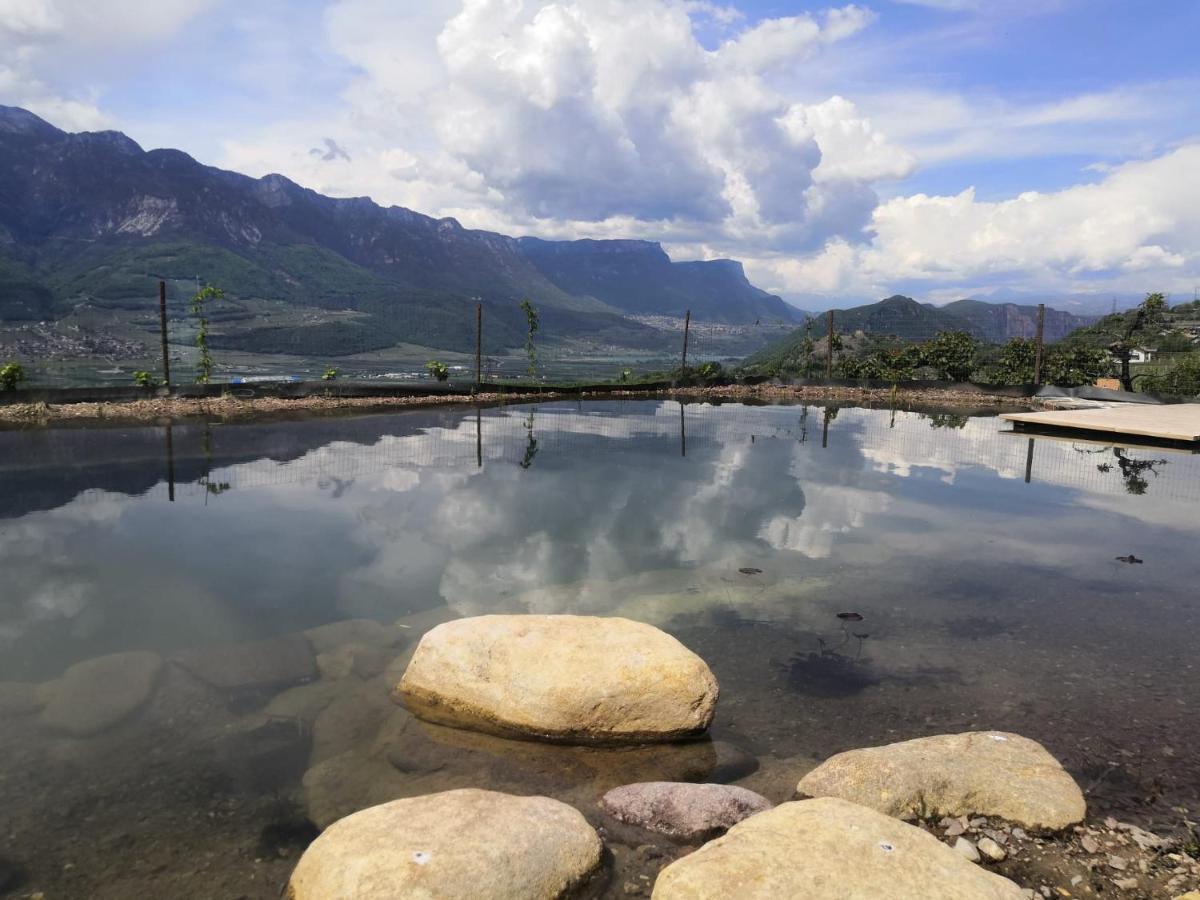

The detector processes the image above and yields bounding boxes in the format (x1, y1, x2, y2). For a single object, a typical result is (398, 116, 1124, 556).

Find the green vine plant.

(0, 361, 26, 391)
(190, 284, 225, 384)
(322, 367, 340, 381)
(519, 298, 540, 376)
(426, 360, 450, 382)
(132, 370, 156, 389)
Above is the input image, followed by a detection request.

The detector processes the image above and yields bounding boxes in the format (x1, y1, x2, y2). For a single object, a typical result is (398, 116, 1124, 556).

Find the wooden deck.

(1001, 403, 1200, 442)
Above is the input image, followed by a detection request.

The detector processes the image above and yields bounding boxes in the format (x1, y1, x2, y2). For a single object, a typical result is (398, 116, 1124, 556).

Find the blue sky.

(2, 0, 1198, 307)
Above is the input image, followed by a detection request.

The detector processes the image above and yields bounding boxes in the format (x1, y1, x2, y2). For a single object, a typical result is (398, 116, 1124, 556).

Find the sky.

(2, 0, 1198, 308)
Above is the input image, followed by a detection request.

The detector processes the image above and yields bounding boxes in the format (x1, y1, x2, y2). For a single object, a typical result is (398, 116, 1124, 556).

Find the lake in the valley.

(1, 399, 1197, 898)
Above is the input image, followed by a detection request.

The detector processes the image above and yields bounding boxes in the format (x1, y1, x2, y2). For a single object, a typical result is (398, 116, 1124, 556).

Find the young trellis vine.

(519, 298, 539, 376)
(190, 284, 224, 384)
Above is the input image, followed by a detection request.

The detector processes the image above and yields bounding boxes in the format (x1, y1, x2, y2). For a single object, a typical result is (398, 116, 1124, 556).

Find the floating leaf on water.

(1114, 555, 1143, 564)
(738, 567, 763, 575)
(836, 612, 864, 621)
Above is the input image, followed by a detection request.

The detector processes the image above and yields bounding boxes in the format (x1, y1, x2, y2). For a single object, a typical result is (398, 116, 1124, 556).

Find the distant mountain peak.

(0, 105, 65, 138)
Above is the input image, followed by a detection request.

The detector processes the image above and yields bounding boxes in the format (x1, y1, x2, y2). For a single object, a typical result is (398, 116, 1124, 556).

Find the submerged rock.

(301, 750, 415, 829)
(315, 643, 393, 681)
(304, 618, 407, 654)
(38, 651, 164, 737)
(213, 714, 311, 791)
(396, 615, 718, 744)
(0, 682, 43, 718)
(796, 731, 1085, 830)
(600, 782, 772, 841)
(173, 634, 315, 698)
(651, 797, 1025, 899)
(288, 789, 603, 899)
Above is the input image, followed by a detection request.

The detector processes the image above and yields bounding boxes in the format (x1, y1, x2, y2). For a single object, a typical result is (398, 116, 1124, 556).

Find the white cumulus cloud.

(754, 143, 1200, 297)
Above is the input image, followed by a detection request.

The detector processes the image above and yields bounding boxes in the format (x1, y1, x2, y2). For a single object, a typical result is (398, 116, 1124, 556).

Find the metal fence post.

(158, 280, 171, 387)
(825, 309, 835, 380)
(1033, 303, 1046, 385)
(680, 310, 691, 378)
(475, 302, 483, 392)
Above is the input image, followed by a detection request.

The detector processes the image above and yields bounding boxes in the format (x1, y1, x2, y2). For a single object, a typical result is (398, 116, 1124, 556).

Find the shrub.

(322, 367, 340, 381)
(0, 362, 26, 391)
(1141, 353, 1200, 398)
(425, 360, 450, 381)
(132, 370, 156, 388)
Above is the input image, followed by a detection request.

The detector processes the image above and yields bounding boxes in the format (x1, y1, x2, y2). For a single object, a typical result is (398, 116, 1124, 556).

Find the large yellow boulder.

(652, 797, 1025, 900)
(396, 615, 718, 744)
(797, 731, 1085, 830)
(288, 789, 602, 899)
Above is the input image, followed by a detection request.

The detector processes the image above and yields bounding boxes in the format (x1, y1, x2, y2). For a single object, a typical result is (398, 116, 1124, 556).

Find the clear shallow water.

(1, 400, 1198, 898)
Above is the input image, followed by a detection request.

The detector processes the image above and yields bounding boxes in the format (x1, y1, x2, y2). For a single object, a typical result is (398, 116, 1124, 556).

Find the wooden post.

(474, 302, 483, 393)
(680, 310, 691, 380)
(825, 309, 835, 380)
(1033, 303, 1046, 386)
(158, 280, 171, 387)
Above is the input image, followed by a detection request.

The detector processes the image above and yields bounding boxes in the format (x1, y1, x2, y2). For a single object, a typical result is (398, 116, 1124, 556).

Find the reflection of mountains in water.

(2, 400, 1198, 518)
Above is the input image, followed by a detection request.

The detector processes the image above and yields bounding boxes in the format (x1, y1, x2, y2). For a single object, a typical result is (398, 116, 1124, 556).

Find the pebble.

(977, 837, 1007, 862)
(1113, 876, 1138, 890)
(946, 820, 966, 837)
(1080, 835, 1100, 854)
(953, 837, 981, 862)
(1107, 854, 1128, 871)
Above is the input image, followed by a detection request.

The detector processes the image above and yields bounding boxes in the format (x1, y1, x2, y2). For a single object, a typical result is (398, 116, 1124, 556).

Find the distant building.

(1128, 348, 1156, 363)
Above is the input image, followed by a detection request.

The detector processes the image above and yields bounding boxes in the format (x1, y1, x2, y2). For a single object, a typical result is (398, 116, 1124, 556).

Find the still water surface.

(1, 400, 1197, 898)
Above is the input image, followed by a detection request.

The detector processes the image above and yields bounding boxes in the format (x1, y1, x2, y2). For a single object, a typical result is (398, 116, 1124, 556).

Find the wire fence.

(5, 284, 1197, 394)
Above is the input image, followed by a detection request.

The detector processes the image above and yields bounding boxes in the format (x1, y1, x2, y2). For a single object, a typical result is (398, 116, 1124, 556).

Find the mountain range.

(0, 105, 798, 360)
(745, 295, 1096, 371)
(2, 106, 1104, 369)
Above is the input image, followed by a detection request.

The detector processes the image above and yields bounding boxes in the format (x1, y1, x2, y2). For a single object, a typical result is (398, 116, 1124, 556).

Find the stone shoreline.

(0, 383, 1039, 425)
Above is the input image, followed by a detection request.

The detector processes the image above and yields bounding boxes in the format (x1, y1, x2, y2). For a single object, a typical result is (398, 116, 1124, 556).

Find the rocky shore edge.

(0, 383, 1039, 425)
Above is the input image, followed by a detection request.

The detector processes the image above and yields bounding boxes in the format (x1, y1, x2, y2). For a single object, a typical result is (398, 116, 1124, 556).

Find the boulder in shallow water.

(600, 781, 772, 842)
(38, 651, 164, 737)
(796, 731, 1085, 830)
(304, 618, 406, 654)
(301, 750, 414, 829)
(173, 634, 315, 698)
(288, 788, 603, 899)
(396, 615, 718, 744)
(0, 682, 43, 718)
(651, 797, 1025, 900)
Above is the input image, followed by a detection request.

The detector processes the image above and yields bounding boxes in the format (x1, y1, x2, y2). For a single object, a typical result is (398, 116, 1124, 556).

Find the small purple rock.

(600, 782, 773, 842)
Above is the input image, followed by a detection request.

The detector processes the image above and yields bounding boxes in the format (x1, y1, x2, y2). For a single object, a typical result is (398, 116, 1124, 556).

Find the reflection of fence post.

(474, 302, 483, 393)
(1033, 303, 1045, 386)
(1024, 437, 1035, 484)
(158, 280, 171, 388)
(680, 310, 691, 379)
(679, 401, 686, 457)
(164, 422, 176, 502)
(825, 309, 835, 380)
